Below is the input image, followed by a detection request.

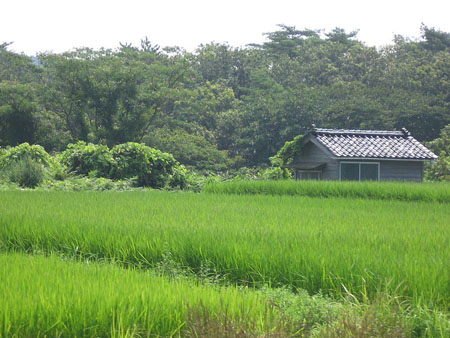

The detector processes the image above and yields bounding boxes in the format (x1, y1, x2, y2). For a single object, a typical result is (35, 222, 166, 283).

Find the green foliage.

(145, 127, 227, 171)
(0, 82, 38, 146)
(261, 286, 344, 330)
(110, 142, 181, 188)
(425, 124, 450, 181)
(0, 141, 187, 190)
(262, 166, 290, 180)
(168, 164, 188, 189)
(39, 176, 137, 191)
(0, 142, 54, 169)
(425, 152, 450, 182)
(420, 24, 450, 51)
(59, 141, 113, 177)
(270, 134, 305, 167)
(6, 156, 44, 188)
(1, 26, 450, 168)
(426, 124, 450, 156)
(256, 24, 320, 58)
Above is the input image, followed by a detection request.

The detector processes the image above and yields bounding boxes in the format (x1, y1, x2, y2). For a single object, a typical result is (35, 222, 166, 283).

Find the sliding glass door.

(340, 162, 379, 181)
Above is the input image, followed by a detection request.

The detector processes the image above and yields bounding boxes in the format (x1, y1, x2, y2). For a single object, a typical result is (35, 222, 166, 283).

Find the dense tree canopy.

(1, 26, 449, 170)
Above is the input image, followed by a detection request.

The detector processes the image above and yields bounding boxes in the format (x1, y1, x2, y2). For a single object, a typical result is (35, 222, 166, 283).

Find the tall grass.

(203, 180, 450, 203)
(0, 253, 284, 337)
(0, 191, 449, 310)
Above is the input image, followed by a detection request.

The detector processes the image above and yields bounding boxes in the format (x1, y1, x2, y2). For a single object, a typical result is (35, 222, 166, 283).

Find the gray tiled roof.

(311, 128, 437, 160)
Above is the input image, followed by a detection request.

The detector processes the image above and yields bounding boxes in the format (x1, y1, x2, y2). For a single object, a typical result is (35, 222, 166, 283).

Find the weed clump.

(6, 156, 44, 188)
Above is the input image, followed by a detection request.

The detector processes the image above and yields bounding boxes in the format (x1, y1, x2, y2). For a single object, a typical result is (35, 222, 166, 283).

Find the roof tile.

(312, 128, 437, 160)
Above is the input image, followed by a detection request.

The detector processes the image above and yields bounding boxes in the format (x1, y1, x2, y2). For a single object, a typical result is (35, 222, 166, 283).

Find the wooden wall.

(379, 160, 424, 182)
(291, 141, 338, 180)
(336, 159, 424, 182)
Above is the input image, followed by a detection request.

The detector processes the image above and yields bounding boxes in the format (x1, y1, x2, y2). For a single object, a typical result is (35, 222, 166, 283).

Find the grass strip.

(203, 180, 450, 203)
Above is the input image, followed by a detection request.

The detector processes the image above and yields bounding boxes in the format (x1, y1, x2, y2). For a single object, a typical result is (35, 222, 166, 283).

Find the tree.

(255, 24, 320, 59)
(0, 82, 37, 146)
(420, 25, 450, 51)
(39, 46, 194, 146)
(325, 27, 359, 46)
(0, 47, 40, 83)
(0, 41, 13, 50)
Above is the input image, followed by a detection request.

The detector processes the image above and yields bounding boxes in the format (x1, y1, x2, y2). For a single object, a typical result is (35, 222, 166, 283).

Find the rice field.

(203, 180, 450, 203)
(0, 253, 286, 337)
(1, 190, 449, 311)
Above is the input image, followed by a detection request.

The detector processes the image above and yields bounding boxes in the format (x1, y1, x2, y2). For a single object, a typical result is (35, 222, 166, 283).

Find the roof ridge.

(313, 127, 405, 137)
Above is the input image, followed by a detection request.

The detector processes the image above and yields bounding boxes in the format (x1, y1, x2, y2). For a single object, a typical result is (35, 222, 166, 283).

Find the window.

(340, 162, 379, 181)
(341, 163, 359, 181)
(296, 171, 321, 180)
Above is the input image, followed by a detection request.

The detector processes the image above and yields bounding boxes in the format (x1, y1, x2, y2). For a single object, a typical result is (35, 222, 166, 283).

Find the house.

(287, 127, 438, 181)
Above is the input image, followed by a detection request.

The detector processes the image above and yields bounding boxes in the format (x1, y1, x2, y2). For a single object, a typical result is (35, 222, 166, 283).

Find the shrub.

(7, 156, 44, 188)
(425, 152, 450, 181)
(59, 141, 113, 177)
(425, 124, 450, 182)
(262, 166, 291, 180)
(0, 143, 54, 169)
(169, 164, 188, 189)
(110, 142, 182, 188)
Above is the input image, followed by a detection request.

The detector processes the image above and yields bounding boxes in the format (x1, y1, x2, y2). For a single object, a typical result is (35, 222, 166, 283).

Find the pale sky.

(2, 0, 449, 55)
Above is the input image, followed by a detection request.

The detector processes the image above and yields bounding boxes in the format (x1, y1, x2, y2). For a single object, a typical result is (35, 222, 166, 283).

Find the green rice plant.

(0, 253, 288, 337)
(203, 180, 450, 203)
(0, 191, 449, 311)
(3, 253, 447, 337)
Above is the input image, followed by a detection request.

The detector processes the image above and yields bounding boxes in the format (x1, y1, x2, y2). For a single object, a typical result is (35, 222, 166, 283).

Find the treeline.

(1, 25, 449, 170)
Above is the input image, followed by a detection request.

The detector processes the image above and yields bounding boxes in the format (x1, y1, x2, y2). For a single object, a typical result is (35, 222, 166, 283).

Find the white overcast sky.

(2, 0, 449, 55)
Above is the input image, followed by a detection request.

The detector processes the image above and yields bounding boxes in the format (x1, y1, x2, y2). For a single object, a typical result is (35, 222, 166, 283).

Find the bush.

(59, 141, 113, 177)
(110, 142, 183, 188)
(7, 156, 44, 188)
(168, 164, 188, 189)
(262, 166, 291, 180)
(144, 128, 237, 171)
(425, 152, 450, 181)
(0, 143, 54, 169)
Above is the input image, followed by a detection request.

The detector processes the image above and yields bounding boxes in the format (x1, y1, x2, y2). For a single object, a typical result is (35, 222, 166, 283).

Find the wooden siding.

(379, 160, 424, 182)
(291, 141, 338, 180)
(337, 159, 424, 182)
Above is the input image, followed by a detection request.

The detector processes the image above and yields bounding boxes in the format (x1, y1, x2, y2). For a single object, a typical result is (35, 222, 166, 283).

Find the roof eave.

(331, 157, 437, 161)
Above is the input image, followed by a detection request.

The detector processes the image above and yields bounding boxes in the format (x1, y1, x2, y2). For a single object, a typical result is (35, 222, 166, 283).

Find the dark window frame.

(339, 161, 380, 181)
